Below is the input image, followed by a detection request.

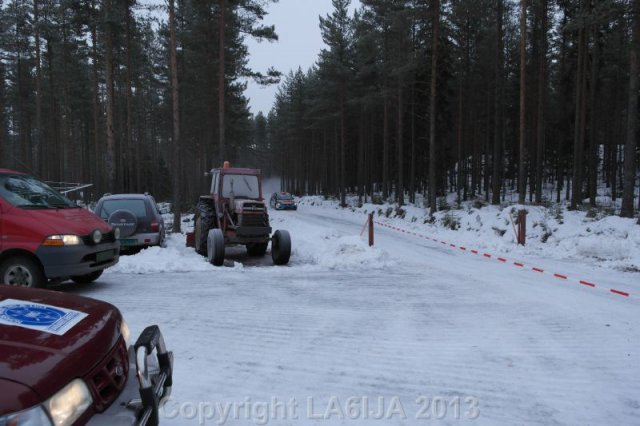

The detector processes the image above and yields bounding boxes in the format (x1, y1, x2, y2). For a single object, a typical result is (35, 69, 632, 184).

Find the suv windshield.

(99, 199, 148, 219)
(277, 193, 293, 200)
(0, 174, 76, 209)
(222, 175, 260, 199)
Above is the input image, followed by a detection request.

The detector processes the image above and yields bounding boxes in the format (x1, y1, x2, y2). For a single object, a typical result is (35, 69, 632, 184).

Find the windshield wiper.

(17, 204, 51, 209)
(48, 203, 76, 209)
(242, 177, 253, 192)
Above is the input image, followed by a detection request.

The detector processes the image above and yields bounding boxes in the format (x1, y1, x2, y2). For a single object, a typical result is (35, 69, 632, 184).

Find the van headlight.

(45, 379, 93, 426)
(0, 405, 52, 425)
(42, 235, 83, 246)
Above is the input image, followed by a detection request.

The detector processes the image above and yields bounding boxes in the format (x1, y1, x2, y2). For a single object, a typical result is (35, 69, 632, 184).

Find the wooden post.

(517, 209, 527, 245)
(368, 213, 374, 247)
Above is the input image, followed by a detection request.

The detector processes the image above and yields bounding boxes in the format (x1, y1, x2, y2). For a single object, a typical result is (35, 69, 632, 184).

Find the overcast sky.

(244, 0, 360, 117)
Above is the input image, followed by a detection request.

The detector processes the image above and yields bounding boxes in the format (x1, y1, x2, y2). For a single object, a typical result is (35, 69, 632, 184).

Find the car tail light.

(150, 222, 159, 232)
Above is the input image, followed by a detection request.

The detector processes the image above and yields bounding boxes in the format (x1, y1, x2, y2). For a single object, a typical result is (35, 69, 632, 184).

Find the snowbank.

(111, 210, 393, 273)
(109, 234, 232, 274)
(297, 195, 640, 272)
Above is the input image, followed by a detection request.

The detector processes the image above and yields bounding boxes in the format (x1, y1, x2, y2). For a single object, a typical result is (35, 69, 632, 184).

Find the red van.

(0, 169, 119, 287)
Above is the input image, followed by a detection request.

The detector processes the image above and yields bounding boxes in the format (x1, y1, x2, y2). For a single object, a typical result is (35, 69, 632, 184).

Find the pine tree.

(319, 0, 353, 207)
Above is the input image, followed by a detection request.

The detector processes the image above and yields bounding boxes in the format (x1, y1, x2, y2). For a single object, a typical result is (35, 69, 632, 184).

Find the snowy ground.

(61, 201, 639, 425)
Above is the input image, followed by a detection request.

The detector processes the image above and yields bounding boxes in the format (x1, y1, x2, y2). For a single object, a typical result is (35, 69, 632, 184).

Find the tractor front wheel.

(271, 230, 291, 265)
(207, 229, 225, 266)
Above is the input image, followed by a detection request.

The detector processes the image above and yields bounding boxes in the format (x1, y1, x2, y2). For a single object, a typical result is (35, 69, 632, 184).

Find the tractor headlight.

(0, 405, 52, 426)
(42, 235, 83, 246)
(45, 379, 93, 426)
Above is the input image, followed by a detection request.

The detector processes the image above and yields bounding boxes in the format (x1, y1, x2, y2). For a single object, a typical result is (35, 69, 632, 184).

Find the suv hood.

(0, 287, 121, 414)
(0, 379, 42, 415)
(19, 207, 111, 236)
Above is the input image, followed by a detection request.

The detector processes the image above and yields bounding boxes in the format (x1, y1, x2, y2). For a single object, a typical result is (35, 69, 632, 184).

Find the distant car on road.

(270, 192, 297, 211)
(0, 285, 173, 425)
(94, 193, 166, 251)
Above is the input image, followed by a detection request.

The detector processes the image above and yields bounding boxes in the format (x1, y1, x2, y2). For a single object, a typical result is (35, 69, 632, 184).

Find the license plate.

(119, 239, 138, 246)
(96, 250, 115, 263)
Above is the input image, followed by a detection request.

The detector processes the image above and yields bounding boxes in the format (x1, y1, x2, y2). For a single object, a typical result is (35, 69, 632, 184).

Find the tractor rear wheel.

(195, 200, 216, 256)
(271, 230, 291, 265)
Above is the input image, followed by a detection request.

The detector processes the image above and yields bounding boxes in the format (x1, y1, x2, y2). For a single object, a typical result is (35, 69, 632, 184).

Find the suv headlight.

(113, 227, 121, 239)
(45, 379, 93, 426)
(120, 319, 131, 346)
(0, 405, 52, 425)
(42, 235, 83, 246)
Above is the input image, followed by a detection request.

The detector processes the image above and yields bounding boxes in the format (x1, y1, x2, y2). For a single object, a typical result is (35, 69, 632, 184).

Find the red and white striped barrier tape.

(373, 220, 633, 301)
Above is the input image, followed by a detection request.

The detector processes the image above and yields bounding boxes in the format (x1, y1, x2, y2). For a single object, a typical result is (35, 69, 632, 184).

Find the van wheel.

(0, 256, 46, 288)
(71, 270, 103, 284)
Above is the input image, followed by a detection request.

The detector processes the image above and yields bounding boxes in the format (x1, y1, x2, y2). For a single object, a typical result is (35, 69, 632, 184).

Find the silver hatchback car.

(94, 193, 166, 251)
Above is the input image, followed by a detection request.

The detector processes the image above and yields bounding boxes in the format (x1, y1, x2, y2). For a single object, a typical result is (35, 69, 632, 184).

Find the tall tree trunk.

(169, 0, 182, 233)
(34, 0, 43, 174)
(409, 82, 416, 204)
(572, 25, 587, 210)
(587, 25, 600, 207)
(125, 0, 135, 191)
(535, 0, 547, 204)
(46, 39, 59, 181)
(0, 59, 5, 164)
(397, 79, 404, 206)
(492, 0, 504, 205)
(457, 81, 463, 203)
(104, 0, 116, 190)
(90, 0, 101, 193)
(621, 0, 639, 217)
(218, 0, 226, 163)
(358, 106, 365, 204)
(518, 0, 527, 204)
(428, 0, 440, 215)
(556, 13, 569, 204)
(340, 88, 346, 207)
(382, 82, 389, 198)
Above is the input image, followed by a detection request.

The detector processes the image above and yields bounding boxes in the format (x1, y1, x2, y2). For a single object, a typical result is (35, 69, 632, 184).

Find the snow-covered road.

(65, 205, 639, 425)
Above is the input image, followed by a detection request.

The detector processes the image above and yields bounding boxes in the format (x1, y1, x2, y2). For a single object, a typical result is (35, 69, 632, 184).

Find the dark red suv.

(0, 169, 119, 287)
(0, 286, 173, 425)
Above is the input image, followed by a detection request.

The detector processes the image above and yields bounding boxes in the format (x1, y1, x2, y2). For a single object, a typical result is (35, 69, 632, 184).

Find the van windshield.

(0, 175, 76, 209)
(221, 175, 260, 199)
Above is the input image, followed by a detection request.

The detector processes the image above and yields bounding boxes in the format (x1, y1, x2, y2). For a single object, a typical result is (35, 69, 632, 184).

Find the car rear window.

(99, 199, 148, 219)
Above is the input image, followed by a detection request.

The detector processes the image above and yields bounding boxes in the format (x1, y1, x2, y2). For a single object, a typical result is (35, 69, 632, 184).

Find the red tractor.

(187, 163, 291, 266)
